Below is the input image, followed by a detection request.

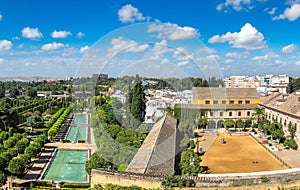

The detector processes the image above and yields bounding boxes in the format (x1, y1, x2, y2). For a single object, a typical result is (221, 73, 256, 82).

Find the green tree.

(26, 115, 43, 128)
(130, 75, 146, 123)
(8, 157, 26, 175)
(197, 117, 207, 129)
(0, 171, 6, 186)
(268, 122, 284, 141)
(252, 107, 265, 124)
(85, 152, 110, 175)
(288, 122, 297, 139)
(236, 119, 245, 130)
(0, 82, 5, 98)
(179, 148, 203, 176)
(9, 87, 19, 98)
(223, 119, 235, 129)
(27, 87, 37, 97)
(291, 77, 300, 92)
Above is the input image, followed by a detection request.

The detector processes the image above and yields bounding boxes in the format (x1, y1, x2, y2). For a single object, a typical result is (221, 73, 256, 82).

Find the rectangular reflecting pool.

(72, 114, 88, 125)
(42, 149, 88, 182)
(65, 126, 86, 143)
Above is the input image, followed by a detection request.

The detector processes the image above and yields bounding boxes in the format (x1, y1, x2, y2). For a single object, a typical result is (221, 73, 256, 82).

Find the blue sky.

(1, 0, 300, 78)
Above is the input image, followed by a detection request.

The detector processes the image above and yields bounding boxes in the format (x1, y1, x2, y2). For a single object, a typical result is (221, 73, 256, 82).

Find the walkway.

(22, 146, 55, 181)
(196, 133, 218, 152)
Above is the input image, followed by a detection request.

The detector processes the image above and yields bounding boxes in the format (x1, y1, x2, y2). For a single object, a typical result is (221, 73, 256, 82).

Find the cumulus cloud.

(225, 51, 249, 58)
(51, 30, 72, 38)
(216, 0, 266, 11)
(41, 42, 65, 51)
(80, 45, 90, 53)
(22, 27, 43, 40)
(273, 4, 300, 21)
(107, 37, 149, 58)
(282, 44, 296, 54)
(0, 58, 4, 63)
(208, 23, 266, 50)
(147, 22, 200, 40)
(77, 32, 85, 39)
(0, 40, 12, 51)
(0, 14, 2, 21)
(118, 4, 148, 23)
(251, 54, 269, 61)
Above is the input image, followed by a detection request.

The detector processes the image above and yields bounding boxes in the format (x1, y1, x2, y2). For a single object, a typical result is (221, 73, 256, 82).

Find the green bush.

(261, 176, 269, 183)
(231, 180, 254, 187)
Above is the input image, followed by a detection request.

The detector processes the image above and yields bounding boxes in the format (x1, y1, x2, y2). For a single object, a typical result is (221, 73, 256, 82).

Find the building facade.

(259, 92, 300, 147)
(178, 87, 263, 130)
(224, 74, 291, 94)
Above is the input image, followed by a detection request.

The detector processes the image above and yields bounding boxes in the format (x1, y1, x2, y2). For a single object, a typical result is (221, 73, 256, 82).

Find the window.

(219, 112, 223, 117)
(210, 111, 213, 116)
(238, 100, 243, 104)
(213, 100, 218, 104)
(245, 100, 250, 104)
(222, 100, 226, 104)
(247, 111, 250, 116)
(229, 112, 232, 116)
(229, 100, 234, 104)
(205, 100, 210, 104)
(238, 111, 241, 116)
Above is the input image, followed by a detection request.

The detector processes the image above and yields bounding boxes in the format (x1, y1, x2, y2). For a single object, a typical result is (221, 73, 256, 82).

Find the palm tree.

(197, 117, 207, 129)
(252, 107, 265, 124)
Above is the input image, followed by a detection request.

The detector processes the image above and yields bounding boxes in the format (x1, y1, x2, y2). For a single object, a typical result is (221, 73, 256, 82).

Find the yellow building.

(178, 87, 263, 129)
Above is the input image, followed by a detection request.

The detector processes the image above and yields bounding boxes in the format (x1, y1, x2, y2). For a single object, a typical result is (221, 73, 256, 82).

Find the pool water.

(72, 114, 88, 125)
(42, 149, 88, 182)
(66, 126, 86, 143)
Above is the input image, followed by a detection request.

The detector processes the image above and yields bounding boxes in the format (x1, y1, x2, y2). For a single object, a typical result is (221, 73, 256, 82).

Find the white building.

(259, 92, 300, 149)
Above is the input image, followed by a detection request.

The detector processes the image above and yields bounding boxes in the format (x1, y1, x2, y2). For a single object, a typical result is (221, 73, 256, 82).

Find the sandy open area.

(201, 133, 287, 173)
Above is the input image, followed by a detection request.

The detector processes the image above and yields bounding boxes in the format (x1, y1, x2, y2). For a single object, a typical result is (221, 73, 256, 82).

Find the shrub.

(261, 176, 269, 183)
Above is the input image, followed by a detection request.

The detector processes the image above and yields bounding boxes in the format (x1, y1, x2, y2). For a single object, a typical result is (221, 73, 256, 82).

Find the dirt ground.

(200, 133, 287, 174)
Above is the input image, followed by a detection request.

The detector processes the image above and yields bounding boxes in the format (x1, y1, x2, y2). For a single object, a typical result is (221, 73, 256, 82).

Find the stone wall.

(91, 168, 300, 189)
(91, 169, 161, 189)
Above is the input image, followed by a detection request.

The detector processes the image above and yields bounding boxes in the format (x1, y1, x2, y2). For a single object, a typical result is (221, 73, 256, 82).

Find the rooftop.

(259, 92, 300, 118)
(192, 87, 260, 100)
(126, 114, 177, 176)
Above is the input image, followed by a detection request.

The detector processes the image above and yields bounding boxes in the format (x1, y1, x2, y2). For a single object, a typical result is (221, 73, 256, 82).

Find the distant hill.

(0, 76, 63, 82)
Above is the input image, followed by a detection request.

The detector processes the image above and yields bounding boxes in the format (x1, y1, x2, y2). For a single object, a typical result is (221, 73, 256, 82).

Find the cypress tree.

(130, 75, 146, 123)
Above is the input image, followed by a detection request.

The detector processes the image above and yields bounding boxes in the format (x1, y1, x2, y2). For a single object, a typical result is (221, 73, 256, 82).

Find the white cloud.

(178, 61, 189, 66)
(282, 44, 296, 54)
(118, 4, 148, 23)
(265, 7, 277, 15)
(51, 30, 72, 38)
(0, 40, 12, 51)
(224, 59, 234, 63)
(208, 23, 266, 50)
(22, 27, 43, 40)
(295, 60, 300, 65)
(41, 42, 65, 51)
(77, 32, 85, 39)
(0, 14, 2, 21)
(225, 51, 249, 58)
(0, 58, 4, 63)
(107, 37, 149, 58)
(80, 45, 90, 53)
(251, 54, 269, 61)
(147, 22, 200, 40)
(273, 4, 300, 21)
(216, 0, 266, 11)
(173, 47, 194, 61)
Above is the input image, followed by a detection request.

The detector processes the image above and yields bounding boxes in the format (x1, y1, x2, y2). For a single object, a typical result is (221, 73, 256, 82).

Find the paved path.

(196, 134, 217, 152)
